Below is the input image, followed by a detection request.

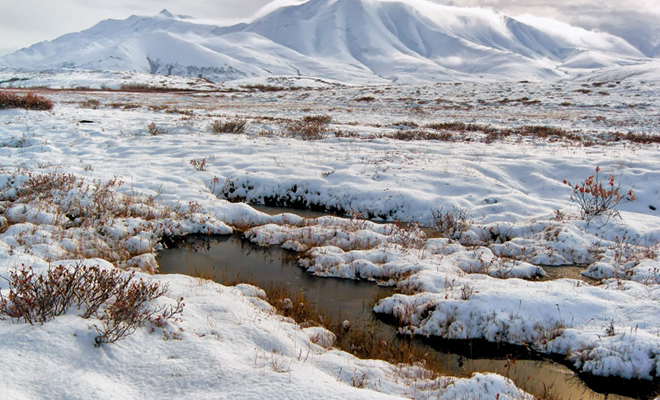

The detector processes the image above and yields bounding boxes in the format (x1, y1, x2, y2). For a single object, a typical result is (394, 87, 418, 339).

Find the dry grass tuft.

(286, 115, 332, 140)
(210, 118, 248, 134)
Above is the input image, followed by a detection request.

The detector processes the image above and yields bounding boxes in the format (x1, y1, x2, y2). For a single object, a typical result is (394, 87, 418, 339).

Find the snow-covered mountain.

(0, 0, 650, 83)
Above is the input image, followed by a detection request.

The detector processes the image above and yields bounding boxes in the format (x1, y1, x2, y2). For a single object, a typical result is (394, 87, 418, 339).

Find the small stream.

(157, 234, 653, 400)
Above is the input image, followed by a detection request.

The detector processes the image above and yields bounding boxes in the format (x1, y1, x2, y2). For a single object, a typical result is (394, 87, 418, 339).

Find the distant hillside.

(0, 0, 651, 83)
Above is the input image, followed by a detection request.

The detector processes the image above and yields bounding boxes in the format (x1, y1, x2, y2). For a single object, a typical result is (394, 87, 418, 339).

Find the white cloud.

(428, 0, 660, 57)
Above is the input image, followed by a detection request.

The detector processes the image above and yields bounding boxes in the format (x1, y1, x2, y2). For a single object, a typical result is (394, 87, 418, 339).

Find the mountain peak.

(159, 9, 175, 18)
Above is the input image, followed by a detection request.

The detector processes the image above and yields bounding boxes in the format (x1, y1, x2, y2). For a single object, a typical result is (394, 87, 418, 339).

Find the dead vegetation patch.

(0, 263, 183, 345)
(210, 118, 248, 134)
(285, 115, 333, 140)
(117, 83, 191, 93)
(241, 84, 299, 92)
(389, 130, 453, 141)
(0, 91, 53, 110)
(0, 171, 212, 268)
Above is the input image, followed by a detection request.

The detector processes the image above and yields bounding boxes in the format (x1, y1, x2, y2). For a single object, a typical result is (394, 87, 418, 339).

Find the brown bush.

(210, 118, 248, 134)
(147, 122, 167, 136)
(390, 130, 452, 141)
(0, 91, 53, 110)
(431, 206, 473, 240)
(285, 115, 332, 140)
(0, 263, 183, 345)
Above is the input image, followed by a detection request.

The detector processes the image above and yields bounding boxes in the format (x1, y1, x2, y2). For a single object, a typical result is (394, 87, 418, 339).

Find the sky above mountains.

(0, 0, 658, 57)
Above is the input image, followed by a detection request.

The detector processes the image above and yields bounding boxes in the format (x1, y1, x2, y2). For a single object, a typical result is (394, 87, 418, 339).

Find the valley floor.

(1, 70, 660, 399)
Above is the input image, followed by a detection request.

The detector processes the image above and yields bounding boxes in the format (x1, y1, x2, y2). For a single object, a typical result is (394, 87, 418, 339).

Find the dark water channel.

(157, 234, 653, 400)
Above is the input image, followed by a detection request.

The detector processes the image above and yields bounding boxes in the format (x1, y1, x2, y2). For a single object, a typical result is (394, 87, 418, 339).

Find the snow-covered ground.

(1, 68, 660, 398)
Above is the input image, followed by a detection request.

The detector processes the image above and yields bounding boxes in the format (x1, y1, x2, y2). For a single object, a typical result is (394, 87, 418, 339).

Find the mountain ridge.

(0, 0, 651, 84)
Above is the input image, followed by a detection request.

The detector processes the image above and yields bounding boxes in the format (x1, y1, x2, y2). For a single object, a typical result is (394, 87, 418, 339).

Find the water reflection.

(157, 234, 648, 400)
(157, 234, 394, 327)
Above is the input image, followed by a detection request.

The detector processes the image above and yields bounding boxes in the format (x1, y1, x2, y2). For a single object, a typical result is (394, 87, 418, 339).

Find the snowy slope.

(0, 0, 651, 83)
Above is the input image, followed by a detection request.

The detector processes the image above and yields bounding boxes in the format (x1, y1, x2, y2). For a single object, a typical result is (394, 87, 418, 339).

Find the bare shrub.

(118, 83, 175, 92)
(605, 319, 615, 336)
(519, 125, 581, 141)
(16, 172, 84, 202)
(609, 131, 660, 145)
(210, 118, 248, 134)
(611, 234, 657, 265)
(345, 209, 368, 232)
(0, 264, 86, 324)
(120, 83, 152, 91)
(190, 158, 208, 171)
(431, 206, 473, 240)
(388, 221, 426, 249)
(563, 166, 635, 221)
(241, 84, 288, 92)
(426, 122, 492, 133)
(390, 121, 419, 129)
(427, 122, 469, 131)
(147, 122, 167, 136)
(460, 283, 474, 300)
(389, 130, 452, 141)
(425, 121, 585, 144)
(305, 115, 332, 125)
(332, 129, 359, 138)
(285, 115, 332, 140)
(0, 263, 183, 345)
(93, 277, 183, 345)
(0, 91, 53, 110)
(11, 172, 124, 221)
(350, 371, 368, 388)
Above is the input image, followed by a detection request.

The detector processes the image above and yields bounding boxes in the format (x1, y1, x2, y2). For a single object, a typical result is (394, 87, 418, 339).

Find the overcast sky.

(1, 0, 659, 56)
